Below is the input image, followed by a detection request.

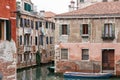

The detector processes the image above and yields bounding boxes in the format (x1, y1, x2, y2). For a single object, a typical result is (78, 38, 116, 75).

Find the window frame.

(80, 0, 84, 2)
(102, 23, 115, 40)
(20, 35, 22, 45)
(81, 49, 89, 61)
(80, 24, 91, 38)
(61, 48, 69, 60)
(60, 24, 70, 36)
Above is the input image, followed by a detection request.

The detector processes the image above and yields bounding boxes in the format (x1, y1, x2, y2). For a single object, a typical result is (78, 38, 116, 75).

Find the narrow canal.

(17, 64, 120, 80)
(17, 63, 63, 80)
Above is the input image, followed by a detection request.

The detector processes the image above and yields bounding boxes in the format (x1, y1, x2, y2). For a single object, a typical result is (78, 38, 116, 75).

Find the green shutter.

(24, 3, 27, 11)
(88, 24, 91, 35)
(6, 20, 11, 41)
(67, 24, 70, 35)
(80, 24, 83, 35)
(28, 4, 31, 12)
(112, 23, 115, 38)
(59, 25, 62, 36)
(102, 24, 105, 37)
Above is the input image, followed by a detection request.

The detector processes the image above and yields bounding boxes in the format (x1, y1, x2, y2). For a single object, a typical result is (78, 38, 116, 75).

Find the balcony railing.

(102, 33, 115, 40)
(24, 27, 31, 34)
(24, 46, 31, 52)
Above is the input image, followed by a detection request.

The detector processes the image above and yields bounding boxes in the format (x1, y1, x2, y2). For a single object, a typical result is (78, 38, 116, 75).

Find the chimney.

(68, 0, 75, 11)
(40, 10, 45, 17)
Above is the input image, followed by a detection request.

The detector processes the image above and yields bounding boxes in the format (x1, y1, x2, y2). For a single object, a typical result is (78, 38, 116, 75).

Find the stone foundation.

(0, 60, 16, 80)
(56, 61, 101, 73)
(0, 41, 16, 80)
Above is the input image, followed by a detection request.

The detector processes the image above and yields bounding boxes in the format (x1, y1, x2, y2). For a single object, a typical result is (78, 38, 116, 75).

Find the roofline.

(55, 14, 120, 19)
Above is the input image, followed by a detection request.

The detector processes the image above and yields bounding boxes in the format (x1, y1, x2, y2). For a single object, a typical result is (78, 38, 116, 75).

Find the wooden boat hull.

(47, 66, 55, 72)
(64, 72, 113, 79)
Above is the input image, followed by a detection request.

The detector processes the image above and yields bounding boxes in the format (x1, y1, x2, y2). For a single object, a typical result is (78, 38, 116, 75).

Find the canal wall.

(0, 40, 16, 80)
(56, 61, 101, 73)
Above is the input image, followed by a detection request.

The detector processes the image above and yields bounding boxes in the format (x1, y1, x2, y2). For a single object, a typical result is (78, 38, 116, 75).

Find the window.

(20, 36, 22, 45)
(24, 34, 30, 45)
(62, 25, 67, 34)
(80, 0, 84, 2)
(103, 0, 107, 2)
(35, 21, 38, 30)
(50, 37, 53, 44)
(60, 24, 70, 35)
(61, 49, 68, 60)
(31, 36, 32, 45)
(80, 24, 91, 37)
(6, 20, 11, 41)
(114, 0, 118, 1)
(40, 35, 43, 45)
(83, 24, 89, 34)
(39, 21, 42, 27)
(46, 37, 48, 44)
(0, 20, 4, 40)
(18, 54, 22, 62)
(52, 22, 55, 30)
(102, 23, 115, 40)
(27, 19, 30, 27)
(24, 19, 27, 27)
(20, 18, 23, 27)
(46, 22, 48, 28)
(82, 49, 89, 60)
(35, 36, 38, 45)
(0, 20, 11, 41)
(24, 3, 32, 12)
(31, 20, 34, 29)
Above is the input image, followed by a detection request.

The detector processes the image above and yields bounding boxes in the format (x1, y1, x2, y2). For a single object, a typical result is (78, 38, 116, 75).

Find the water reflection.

(17, 64, 120, 80)
(17, 64, 63, 80)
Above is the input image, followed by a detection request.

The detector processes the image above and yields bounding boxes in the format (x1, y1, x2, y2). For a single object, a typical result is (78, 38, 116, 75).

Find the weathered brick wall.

(0, 41, 16, 80)
(56, 61, 101, 73)
(55, 43, 120, 75)
(116, 61, 120, 76)
(55, 18, 120, 43)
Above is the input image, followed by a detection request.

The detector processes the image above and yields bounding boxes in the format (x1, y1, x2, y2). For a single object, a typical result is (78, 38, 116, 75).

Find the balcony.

(24, 46, 31, 52)
(102, 33, 115, 40)
(24, 27, 31, 34)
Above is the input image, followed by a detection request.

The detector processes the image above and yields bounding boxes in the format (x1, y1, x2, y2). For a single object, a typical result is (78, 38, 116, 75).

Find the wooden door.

(102, 50, 114, 70)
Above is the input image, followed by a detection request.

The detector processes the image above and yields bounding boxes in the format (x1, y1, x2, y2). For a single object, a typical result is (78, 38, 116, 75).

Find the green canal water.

(17, 64, 120, 80)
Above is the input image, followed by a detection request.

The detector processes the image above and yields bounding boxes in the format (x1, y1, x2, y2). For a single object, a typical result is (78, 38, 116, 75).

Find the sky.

(30, 0, 76, 14)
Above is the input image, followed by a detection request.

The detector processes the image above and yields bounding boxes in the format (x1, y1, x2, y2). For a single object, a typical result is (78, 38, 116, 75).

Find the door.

(102, 50, 114, 70)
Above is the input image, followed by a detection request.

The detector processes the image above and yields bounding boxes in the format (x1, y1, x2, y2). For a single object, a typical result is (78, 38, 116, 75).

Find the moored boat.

(47, 66, 55, 72)
(64, 72, 113, 79)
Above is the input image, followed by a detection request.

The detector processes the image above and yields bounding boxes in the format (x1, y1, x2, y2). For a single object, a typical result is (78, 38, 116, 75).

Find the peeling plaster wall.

(0, 40, 16, 80)
(55, 18, 120, 75)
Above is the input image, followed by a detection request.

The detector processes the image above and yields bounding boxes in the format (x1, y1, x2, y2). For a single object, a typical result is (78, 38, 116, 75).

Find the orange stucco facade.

(0, 0, 16, 42)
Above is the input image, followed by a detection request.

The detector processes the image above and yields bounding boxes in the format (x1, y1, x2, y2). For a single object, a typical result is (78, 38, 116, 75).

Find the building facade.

(0, 0, 17, 80)
(77, 0, 120, 9)
(16, 0, 55, 68)
(55, 2, 120, 76)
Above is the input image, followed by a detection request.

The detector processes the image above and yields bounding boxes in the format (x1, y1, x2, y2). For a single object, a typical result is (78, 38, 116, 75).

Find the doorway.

(102, 49, 114, 70)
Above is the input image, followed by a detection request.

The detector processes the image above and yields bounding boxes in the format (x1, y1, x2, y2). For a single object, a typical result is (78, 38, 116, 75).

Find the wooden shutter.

(80, 24, 83, 35)
(59, 25, 62, 36)
(112, 23, 115, 38)
(20, 18, 23, 27)
(24, 3, 27, 11)
(67, 24, 70, 35)
(102, 24, 105, 37)
(88, 24, 91, 35)
(24, 35, 26, 45)
(22, 18, 24, 27)
(6, 20, 11, 41)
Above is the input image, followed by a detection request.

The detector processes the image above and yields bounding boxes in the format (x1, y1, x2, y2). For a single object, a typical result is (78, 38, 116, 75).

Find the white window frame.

(60, 48, 69, 60)
(81, 49, 89, 61)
